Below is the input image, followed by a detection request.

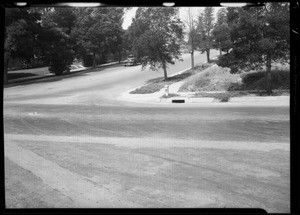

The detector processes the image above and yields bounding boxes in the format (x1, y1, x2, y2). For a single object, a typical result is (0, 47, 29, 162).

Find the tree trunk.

(162, 61, 168, 81)
(266, 55, 272, 95)
(191, 50, 194, 69)
(206, 49, 210, 63)
(118, 51, 121, 63)
(92, 53, 96, 68)
(4, 57, 9, 85)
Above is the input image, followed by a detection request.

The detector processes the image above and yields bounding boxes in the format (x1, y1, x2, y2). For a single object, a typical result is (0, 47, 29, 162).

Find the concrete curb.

(160, 95, 290, 104)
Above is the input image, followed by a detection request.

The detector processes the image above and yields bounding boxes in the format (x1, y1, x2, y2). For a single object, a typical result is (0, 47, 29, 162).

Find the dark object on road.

(124, 57, 140, 66)
(172, 99, 185, 103)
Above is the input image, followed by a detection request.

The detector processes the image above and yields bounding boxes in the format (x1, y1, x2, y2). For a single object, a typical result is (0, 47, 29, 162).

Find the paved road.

(4, 51, 290, 212)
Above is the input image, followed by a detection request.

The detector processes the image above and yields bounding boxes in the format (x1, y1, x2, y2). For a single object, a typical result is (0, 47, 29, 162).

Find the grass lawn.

(130, 63, 214, 94)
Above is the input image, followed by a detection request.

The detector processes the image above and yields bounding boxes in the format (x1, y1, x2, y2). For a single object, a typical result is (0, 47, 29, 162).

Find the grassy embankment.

(130, 63, 214, 94)
(131, 61, 289, 101)
(179, 63, 290, 101)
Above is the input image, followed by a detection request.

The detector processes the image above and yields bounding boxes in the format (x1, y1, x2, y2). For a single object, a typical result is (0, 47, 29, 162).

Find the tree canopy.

(71, 7, 125, 67)
(4, 8, 42, 82)
(211, 8, 232, 55)
(217, 3, 290, 94)
(129, 7, 184, 80)
(4, 5, 290, 93)
(185, 8, 198, 69)
(36, 7, 76, 75)
(196, 7, 215, 62)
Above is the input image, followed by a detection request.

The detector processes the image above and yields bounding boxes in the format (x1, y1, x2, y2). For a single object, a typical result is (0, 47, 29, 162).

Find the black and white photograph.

(2, 1, 294, 213)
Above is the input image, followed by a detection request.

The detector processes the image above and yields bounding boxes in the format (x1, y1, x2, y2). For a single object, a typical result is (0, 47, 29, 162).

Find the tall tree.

(218, 3, 290, 94)
(4, 8, 42, 83)
(37, 7, 76, 75)
(184, 8, 197, 69)
(216, 8, 227, 25)
(71, 7, 125, 68)
(196, 7, 215, 63)
(129, 7, 184, 81)
(211, 8, 232, 56)
(121, 29, 132, 59)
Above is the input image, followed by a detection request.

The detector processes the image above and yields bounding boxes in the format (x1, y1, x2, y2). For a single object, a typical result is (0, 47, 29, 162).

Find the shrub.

(227, 82, 243, 91)
(270, 70, 290, 90)
(82, 54, 94, 67)
(216, 52, 241, 74)
(48, 49, 73, 75)
(240, 70, 290, 90)
(213, 93, 231, 102)
(7, 58, 23, 71)
(241, 71, 265, 86)
(41, 27, 75, 75)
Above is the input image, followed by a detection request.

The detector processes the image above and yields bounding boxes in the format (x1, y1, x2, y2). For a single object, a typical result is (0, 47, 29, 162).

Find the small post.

(164, 85, 169, 97)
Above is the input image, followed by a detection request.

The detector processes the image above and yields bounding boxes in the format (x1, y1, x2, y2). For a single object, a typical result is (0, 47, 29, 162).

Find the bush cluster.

(240, 70, 290, 90)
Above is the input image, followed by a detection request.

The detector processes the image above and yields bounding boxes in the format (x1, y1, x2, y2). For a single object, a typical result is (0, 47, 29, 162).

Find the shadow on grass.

(146, 71, 194, 84)
(4, 63, 124, 88)
(132, 72, 195, 94)
(8, 73, 37, 80)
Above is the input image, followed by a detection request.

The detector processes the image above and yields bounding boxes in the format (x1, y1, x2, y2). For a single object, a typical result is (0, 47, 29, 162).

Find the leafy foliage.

(240, 70, 290, 90)
(217, 3, 290, 94)
(184, 8, 198, 68)
(221, 3, 290, 71)
(71, 7, 125, 67)
(129, 7, 184, 80)
(37, 8, 76, 75)
(4, 8, 42, 82)
(195, 7, 215, 62)
(211, 8, 232, 54)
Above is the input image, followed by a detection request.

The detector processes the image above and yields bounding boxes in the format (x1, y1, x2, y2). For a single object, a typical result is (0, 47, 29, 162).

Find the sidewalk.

(5, 61, 120, 86)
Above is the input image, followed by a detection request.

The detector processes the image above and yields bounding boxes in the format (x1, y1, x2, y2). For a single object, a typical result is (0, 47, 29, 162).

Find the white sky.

(122, 7, 221, 30)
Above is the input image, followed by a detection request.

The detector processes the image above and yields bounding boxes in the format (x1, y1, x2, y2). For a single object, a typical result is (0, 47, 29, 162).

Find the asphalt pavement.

(4, 50, 290, 212)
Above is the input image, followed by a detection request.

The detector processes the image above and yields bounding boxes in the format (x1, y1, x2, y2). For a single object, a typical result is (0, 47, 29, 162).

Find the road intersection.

(4, 51, 290, 212)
